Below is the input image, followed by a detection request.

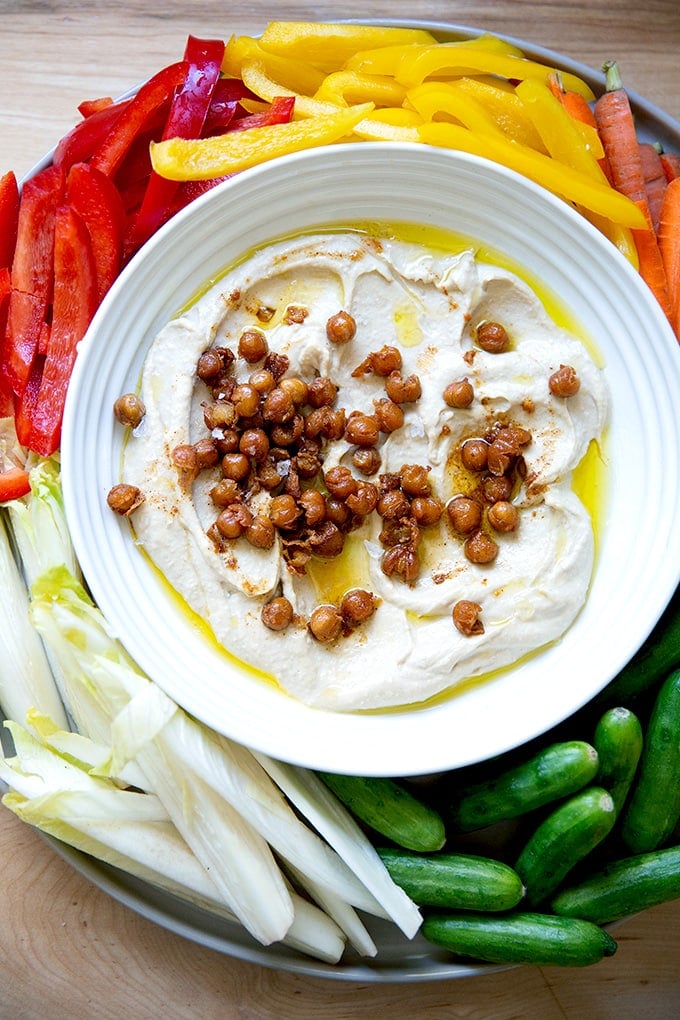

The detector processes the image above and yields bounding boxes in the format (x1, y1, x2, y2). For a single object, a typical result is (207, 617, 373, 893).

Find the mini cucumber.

(620, 668, 680, 853)
(593, 706, 643, 814)
(551, 846, 680, 924)
(515, 787, 617, 904)
(317, 772, 446, 852)
(421, 912, 617, 967)
(377, 848, 524, 912)
(594, 588, 680, 708)
(450, 741, 599, 832)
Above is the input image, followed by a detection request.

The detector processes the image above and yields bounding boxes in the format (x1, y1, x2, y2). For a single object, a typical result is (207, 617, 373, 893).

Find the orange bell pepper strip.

(418, 121, 647, 228)
(396, 45, 595, 100)
(150, 103, 374, 181)
(257, 22, 436, 71)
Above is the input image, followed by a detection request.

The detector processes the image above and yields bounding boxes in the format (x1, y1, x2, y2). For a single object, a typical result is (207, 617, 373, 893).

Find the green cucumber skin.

(515, 787, 617, 905)
(593, 707, 643, 814)
(377, 848, 524, 912)
(595, 590, 680, 708)
(422, 912, 617, 967)
(318, 773, 446, 852)
(450, 741, 599, 832)
(551, 846, 680, 924)
(620, 669, 680, 853)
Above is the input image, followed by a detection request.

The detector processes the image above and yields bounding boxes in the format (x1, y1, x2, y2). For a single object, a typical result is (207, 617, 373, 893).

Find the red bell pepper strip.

(53, 98, 133, 171)
(0, 171, 20, 270)
(90, 60, 189, 178)
(0, 267, 13, 415)
(28, 205, 98, 456)
(78, 96, 114, 118)
(126, 37, 224, 253)
(66, 162, 125, 301)
(1, 164, 64, 396)
(202, 77, 258, 135)
(13, 355, 42, 448)
(226, 96, 296, 132)
(0, 466, 31, 502)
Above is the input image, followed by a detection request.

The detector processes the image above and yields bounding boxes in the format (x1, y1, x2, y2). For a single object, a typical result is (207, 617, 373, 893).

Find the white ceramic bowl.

(62, 143, 680, 777)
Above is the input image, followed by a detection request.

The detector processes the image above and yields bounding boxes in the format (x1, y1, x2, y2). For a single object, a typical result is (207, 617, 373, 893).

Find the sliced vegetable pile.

(1, 20, 680, 972)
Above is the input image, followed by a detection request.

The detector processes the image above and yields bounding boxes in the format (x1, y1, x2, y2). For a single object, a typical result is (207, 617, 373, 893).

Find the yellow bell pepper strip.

(453, 77, 547, 151)
(418, 121, 648, 228)
(257, 22, 436, 71)
(314, 70, 407, 108)
(222, 35, 326, 96)
(515, 77, 638, 264)
(150, 103, 374, 181)
(405, 83, 508, 137)
(240, 59, 350, 118)
(351, 108, 422, 142)
(345, 33, 527, 75)
(396, 45, 595, 100)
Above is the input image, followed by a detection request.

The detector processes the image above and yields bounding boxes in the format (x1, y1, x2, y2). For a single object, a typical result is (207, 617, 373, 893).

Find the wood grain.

(1, 2, 679, 1016)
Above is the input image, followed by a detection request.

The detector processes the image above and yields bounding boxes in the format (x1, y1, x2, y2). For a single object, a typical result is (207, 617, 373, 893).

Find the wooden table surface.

(1, 2, 679, 1017)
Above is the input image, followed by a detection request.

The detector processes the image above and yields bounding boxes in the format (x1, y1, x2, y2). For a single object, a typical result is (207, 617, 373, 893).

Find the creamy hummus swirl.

(122, 231, 608, 711)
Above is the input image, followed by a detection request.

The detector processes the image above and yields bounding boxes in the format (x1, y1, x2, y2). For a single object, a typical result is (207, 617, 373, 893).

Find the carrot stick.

(595, 61, 672, 318)
(660, 151, 680, 182)
(638, 142, 667, 234)
(658, 177, 680, 340)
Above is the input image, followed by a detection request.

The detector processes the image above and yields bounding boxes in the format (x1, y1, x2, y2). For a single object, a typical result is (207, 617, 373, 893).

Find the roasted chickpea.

(447, 495, 483, 534)
(344, 413, 380, 448)
(248, 368, 276, 394)
(488, 500, 520, 533)
(261, 596, 294, 631)
(460, 438, 489, 472)
(113, 393, 146, 428)
(381, 544, 420, 582)
(270, 414, 304, 447)
(373, 397, 404, 434)
(377, 489, 411, 520)
(193, 437, 219, 470)
(238, 329, 268, 363)
(256, 458, 284, 491)
(476, 320, 510, 353)
(210, 478, 241, 508)
(326, 310, 357, 344)
(262, 386, 295, 424)
(352, 447, 381, 476)
(213, 427, 240, 455)
(325, 497, 351, 529)
(283, 304, 309, 324)
(311, 523, 345, 558)
(481, 474, 513, 504)
(203, 400, 236, 430)
(411, 496, 443, 526)
(385, 370, 422, 404)
(324, 465, 357, 500)
(307, 376, 338, 408)
(107, 483, 144, 516)
(443, 378, 474, 409)
(245, 515, 276, 549)
(308, 604, 343, 642)
(549, 364, 581, 398)
(341, 589, 377, 626)
(171, 444, 199, 485)
(196, 349, 224, 381)
(354, 344, 403, 377)
(221, 452, 251, 482)
(278, 376, 309, 407)
(239, 428, 270, 462)
(215, 503, 253, 539)
(346, 481, 379, 516)
(269, 493, 301, 530)
(231, 383, 260, 418)
(298, 489, 327, 526)
(400, 463, 431, 497)
(464, 530, 499, 564)
(294, 446, 323, 480)
(487, 440, 514, 477)
(452, 600, 484, 636)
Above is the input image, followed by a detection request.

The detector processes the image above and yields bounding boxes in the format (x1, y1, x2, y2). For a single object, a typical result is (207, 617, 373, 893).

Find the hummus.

(120, 230, 608, 711)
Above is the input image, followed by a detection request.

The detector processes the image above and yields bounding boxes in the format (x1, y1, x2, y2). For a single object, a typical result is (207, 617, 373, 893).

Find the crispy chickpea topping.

(107, 484, 144, 516)
(238, 329, 268, 363)
(385, 371, 422, 404)
(326, 310, 356, 344)
(488, 500, 520, 533)
(443, 378, 474, 409)
(460, 438, 489, 473)
(309, 604, 343, 642)
(447, 495, 483, 534)
(476, 320, 510, 353)
(549, 364, 581, 397)
(284, 305, 309, 325)
(344, 412, 380, 448)
(261, 596, 294, 631)
(341, 589, 377, 626)
(352, 447, 381, 475)
(113, 393, 146, 429)
(452, 600, 484, 636)
(464, 530, 499, 565)
(352, 344, 402, 378)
